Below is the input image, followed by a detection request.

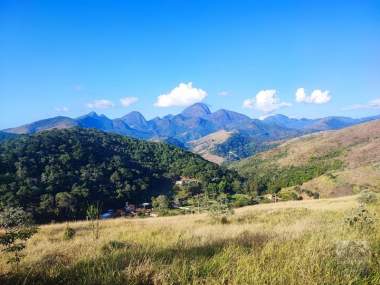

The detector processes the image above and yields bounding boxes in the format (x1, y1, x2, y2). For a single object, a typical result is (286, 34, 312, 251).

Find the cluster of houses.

(100, 202, 156, 219)
(175, 176, 200, 186)
(100, 177, 200, 219)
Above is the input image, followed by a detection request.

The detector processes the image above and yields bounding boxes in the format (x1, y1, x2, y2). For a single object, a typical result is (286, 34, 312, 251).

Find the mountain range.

(3, 103, 380, 162)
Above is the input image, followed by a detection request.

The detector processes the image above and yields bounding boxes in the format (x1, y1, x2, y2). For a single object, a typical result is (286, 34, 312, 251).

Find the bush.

(231, 194, 252, 207)
(207, 194, 234, 223)
(152, 195, 170, 214)
(220, 216, 229, 224)
(0, 207, 38, 268)
(357, 190, 378, 204)
(278, 189, 300, 201)
(63, 223, 76, 240)
(345, 205, 376, 233)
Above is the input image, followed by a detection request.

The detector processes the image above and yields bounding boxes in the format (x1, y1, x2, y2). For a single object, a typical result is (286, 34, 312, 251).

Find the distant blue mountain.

(121, 111, 148, 131)
(3, 116, 78, 134)
(3, 103, 379, 152)
(262, 113, 380, 131)
(181, 103, 212, 118)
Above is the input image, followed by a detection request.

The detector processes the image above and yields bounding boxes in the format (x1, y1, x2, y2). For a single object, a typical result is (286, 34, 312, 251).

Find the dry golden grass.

(258, 120, 380, 168)
(1, 195, 379, 284)
(298, 164, 380, 198)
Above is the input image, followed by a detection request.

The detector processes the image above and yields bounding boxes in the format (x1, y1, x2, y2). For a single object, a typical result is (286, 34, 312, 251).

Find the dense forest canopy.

(0, 128, 242, 222)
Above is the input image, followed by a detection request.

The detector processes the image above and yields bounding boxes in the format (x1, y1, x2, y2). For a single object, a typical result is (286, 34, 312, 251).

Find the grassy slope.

(1, 195, 379, 284)
(189, 130, 234, 164)
(233, 120, 380, 197)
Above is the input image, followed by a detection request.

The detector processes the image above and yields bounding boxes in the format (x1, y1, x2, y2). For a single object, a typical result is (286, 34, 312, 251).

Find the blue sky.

(1, 0, 380, 129)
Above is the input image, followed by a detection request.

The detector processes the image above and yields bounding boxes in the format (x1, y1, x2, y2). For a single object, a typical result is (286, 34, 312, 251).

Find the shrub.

(231, 194, 252, 207)
(278, 189, 300, 201)
(220, 216, 229, 224)
(357, 190, 378, 204)
(345, 205, 376, 233)
(63, 223, 76, 240)
(0, 207, 38, 269)
(207, 194, 234, 223)
(152, 195, 170, 214)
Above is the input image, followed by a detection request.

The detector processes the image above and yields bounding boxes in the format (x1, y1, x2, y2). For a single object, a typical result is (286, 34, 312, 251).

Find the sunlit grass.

(1, 195, 379, 285)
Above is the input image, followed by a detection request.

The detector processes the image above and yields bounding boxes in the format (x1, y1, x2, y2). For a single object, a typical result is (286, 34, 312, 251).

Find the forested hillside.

(0, 128, 241, 222)
(0, 131, 18, 142)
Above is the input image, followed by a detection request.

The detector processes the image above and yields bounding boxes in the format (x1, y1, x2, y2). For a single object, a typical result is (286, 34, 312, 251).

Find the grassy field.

(1, 195, 379, 285)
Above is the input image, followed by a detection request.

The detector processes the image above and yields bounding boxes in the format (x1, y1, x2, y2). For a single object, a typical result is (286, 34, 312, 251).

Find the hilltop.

(231, 120, 380, 198)
(189, 130, 235, 164)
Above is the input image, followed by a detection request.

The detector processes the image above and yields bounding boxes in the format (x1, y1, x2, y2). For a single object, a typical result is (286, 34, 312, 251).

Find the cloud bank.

(295, 88, 331, 104)
(155, 82, 207, 107)
(243, 89, 291, 113)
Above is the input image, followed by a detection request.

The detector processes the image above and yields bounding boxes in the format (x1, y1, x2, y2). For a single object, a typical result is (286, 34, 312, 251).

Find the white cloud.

(295, 88, 307, 103)
(295, 88, 331, 104)
(86, 99, 114, 109)
(218, 91, 229, 96)
(343, 98, 380, 110)
(120, 97, 138, 107)
(154, 82, 207, 107)
(368, 98, 380, 108)
(55, 106, 69, 112)
(243, 89, 291, 113)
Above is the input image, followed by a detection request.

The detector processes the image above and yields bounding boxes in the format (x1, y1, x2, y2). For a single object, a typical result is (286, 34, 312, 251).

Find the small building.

(175, 176, 199, 186)
(141, 202, 151, 209)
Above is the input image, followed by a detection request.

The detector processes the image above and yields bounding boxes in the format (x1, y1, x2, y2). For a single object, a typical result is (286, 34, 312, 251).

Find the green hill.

(231, 120, 380, 199)
(0, 131, 18, 142)
(0, 128, 241, 222)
